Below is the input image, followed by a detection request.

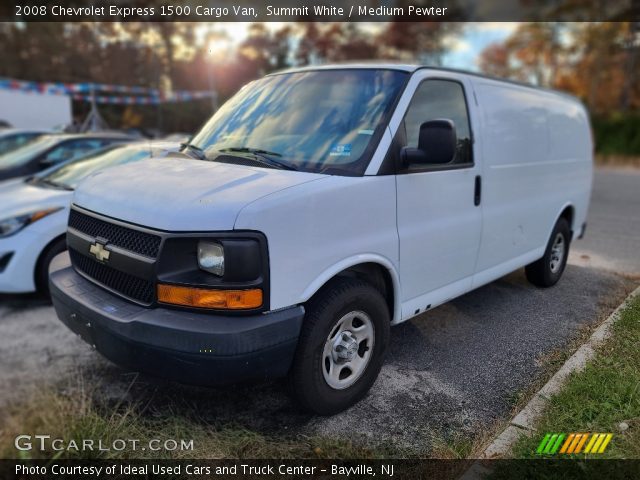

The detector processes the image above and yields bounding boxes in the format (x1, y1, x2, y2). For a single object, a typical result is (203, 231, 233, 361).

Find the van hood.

(0, 178, 71, 218)
(73, 157, 326, 231)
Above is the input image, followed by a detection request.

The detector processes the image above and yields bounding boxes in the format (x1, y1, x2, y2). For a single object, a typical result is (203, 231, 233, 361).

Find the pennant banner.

(0, 78, 214, 104)
(70, 91, 215, 104)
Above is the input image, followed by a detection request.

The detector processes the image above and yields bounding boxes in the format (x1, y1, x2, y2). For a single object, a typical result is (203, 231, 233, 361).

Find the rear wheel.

(289, 278, 390, 415)
(35, 237, 66, 298)
(525, 217, 571, 287)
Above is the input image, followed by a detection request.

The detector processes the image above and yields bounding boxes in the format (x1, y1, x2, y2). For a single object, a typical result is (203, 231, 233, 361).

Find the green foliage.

(0, 382, 390, 460)
(592, 114, 640, 156)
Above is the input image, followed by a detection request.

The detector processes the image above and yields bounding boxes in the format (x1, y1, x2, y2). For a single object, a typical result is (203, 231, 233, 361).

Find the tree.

(478, 22, 639, 115)
(478, 43, 512, 78)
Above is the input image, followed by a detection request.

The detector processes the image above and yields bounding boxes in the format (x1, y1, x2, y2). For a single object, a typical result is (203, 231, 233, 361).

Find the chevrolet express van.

(50, 65, 592, 414)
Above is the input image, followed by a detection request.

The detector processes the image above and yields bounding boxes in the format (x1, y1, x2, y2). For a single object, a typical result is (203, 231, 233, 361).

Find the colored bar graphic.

(560, 433, 575, 454)
(567, 434, 583, 454)
(591, 433, 607, 453)
(537, 433, 613, 455)
(574, 433, 589, 453)
(584, 433, 599, 453)
(544, 434, 559, 454)
(598, 434, 613, 453)
(550, 434, 565, 454)
(537, 433, 552, 454)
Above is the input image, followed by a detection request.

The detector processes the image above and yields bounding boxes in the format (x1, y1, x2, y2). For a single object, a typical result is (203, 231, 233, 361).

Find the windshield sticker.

(358, 129, 374, 135)
(330, 144, 352, 156)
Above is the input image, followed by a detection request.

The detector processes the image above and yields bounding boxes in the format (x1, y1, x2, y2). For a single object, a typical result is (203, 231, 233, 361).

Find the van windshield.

(190, 69, 408, 175)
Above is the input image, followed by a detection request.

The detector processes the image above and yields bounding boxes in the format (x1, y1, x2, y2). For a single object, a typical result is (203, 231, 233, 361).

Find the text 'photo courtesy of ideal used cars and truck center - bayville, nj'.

(1, 1, 640, 479)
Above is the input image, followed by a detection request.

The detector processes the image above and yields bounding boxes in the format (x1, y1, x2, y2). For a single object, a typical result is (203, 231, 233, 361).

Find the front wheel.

(289, 278, 390, 415)
(525, 217, 571, 287)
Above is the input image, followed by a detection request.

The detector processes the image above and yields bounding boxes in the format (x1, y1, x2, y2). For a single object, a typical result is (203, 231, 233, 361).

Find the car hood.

(0, 179, 72, 219)
(73, 157, 327, 231)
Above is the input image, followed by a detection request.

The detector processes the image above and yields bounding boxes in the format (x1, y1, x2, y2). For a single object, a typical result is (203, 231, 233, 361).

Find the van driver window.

(404, 80, 473, 166)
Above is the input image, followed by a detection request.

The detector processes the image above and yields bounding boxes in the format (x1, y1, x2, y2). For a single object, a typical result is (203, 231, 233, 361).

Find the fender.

(299, 253, 402, 324)
(548, 201, 575, 242)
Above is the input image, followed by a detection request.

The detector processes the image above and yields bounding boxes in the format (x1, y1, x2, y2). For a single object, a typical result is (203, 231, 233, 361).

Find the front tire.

(290, 278, 390, 415)
(525, 217, 571, 287)
(35, 237, 67, 298)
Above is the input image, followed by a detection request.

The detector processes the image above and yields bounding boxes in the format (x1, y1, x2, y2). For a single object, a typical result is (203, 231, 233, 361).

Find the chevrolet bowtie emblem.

(89, 242, 110, 262)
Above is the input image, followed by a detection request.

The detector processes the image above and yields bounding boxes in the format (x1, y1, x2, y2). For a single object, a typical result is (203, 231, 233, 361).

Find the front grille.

(70, 250, 155, 305)
(69, 210, 161, 258)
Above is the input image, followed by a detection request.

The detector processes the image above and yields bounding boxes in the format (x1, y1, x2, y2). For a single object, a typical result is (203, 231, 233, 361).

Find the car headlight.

(0, 208, 62, 238)
(197, 240, 224, 276)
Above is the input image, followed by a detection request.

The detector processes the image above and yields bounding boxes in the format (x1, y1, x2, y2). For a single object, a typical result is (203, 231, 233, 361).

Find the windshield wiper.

(219, 147, 297, 171)
(180, 143, 207, 160)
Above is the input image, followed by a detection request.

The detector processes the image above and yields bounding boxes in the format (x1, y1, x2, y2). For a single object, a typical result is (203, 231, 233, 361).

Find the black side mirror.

(401, 119, 457, 166)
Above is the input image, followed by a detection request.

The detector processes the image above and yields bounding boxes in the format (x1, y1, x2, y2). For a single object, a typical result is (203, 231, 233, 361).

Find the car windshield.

(0, 132, 43, 155)
(190, 69, 408, 175)
(35, 146, 154, 190)
(0, 136, 59, 169)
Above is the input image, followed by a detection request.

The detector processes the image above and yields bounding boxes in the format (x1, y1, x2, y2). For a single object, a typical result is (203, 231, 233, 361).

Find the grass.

(508, 293, 640, 459)
(592, 114, 640, 157)
(483, 294, 640, 479)
(0, 377, 390, 460)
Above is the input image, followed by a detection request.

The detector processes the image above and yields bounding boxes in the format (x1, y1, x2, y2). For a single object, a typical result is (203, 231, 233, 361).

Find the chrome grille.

(70, 250, 154, 305)
(68, 210, 161, 258)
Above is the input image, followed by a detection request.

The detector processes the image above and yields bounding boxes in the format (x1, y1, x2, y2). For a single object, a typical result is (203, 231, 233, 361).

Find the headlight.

(0, 208, 62, 238)
(197, 240, 224, 276)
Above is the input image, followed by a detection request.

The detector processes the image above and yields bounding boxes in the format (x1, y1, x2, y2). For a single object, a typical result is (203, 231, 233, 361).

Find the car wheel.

(289, 278, 390, 415)
(35, 237, 67, 298)
(525, 217, 571, 287)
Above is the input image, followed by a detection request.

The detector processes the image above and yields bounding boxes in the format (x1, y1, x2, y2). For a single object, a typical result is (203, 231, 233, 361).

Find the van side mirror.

(401, 119, 457, 166)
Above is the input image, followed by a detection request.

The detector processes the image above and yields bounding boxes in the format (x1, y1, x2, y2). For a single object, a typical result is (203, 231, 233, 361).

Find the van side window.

(404, 80, 473, 166)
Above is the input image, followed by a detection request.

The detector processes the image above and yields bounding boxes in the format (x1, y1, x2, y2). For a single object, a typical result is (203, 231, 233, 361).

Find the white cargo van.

(50, 65, 592, 414)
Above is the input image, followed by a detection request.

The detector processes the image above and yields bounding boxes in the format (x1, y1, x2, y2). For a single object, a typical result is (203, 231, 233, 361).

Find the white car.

(0, 142, 178, 295)
(50, 65, 593, 414)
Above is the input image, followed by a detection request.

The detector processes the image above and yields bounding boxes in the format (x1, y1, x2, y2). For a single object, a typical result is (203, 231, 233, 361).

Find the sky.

(198, 22, 520, 71)
(442, 22, 519, 70)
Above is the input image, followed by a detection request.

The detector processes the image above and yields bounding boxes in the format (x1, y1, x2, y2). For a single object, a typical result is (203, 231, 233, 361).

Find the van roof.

(271, 63, 582, 104)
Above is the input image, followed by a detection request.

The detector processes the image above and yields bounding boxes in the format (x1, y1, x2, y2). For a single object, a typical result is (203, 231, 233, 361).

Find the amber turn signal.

(157, 284, 262, 310)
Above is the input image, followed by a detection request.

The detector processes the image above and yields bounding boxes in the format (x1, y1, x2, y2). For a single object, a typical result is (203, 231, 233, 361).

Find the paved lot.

(569, 168, 640, 276)
(0, 168, 638, 454)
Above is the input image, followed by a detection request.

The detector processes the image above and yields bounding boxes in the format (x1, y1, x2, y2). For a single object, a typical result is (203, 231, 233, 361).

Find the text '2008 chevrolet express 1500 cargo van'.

(50, 65, 593, 414)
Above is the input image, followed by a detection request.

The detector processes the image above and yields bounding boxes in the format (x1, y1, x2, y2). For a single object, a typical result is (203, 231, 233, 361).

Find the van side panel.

(234, 175, 401, 320)
(472, 79, 592, 283)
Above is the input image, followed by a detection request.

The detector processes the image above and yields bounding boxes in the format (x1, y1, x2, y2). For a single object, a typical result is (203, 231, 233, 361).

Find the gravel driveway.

(1, 168, 638, 453)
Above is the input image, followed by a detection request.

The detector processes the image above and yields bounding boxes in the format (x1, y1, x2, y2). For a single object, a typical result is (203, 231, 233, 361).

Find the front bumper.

(49, 253, 304, 386)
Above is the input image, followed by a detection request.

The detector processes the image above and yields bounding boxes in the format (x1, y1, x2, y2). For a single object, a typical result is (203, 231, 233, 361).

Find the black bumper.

(49, 253, 304, 386)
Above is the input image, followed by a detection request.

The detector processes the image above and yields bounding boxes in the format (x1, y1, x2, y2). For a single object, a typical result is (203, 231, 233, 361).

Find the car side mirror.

(401, 119, 457, 166)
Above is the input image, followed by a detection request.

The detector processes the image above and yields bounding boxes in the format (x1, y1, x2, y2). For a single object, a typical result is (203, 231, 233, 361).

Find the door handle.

(474, 175, 482, 206)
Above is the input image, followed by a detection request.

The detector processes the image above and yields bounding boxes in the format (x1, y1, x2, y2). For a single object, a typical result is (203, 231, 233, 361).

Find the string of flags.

(70, 91, 216, 104)
(0, 77, 215, 105)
